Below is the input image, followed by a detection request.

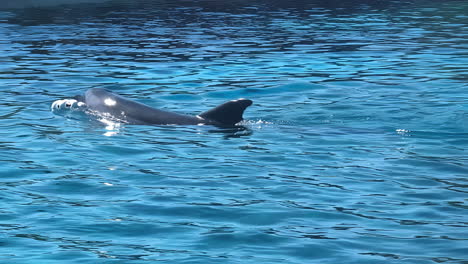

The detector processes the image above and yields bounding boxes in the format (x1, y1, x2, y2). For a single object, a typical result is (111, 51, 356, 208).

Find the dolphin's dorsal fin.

(199, 99, 253, 126)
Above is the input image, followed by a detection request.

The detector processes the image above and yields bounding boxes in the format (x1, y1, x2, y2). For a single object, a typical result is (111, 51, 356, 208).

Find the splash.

(239, 119, 274, 129)
(396, 129, 410, 135)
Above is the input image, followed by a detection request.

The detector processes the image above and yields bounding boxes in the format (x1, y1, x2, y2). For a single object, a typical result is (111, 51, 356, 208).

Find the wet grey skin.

(73, 88, 253, 126)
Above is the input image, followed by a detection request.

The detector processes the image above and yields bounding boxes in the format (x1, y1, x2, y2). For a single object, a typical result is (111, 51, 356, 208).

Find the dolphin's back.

(80, 88, 252, 126)
(83, 88, 200, 125)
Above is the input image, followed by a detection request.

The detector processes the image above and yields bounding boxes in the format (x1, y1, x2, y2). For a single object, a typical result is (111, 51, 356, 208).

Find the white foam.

(396, 129, 410, 135)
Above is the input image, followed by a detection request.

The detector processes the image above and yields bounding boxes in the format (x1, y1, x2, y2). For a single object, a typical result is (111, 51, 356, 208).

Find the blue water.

(1, 0, 467, 263)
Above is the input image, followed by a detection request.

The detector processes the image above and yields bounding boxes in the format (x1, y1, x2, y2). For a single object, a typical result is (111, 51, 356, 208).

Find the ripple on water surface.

(0, 0, 467, 263)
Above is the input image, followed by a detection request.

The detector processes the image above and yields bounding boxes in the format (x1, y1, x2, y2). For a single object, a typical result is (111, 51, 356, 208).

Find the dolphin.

(52, 88, 253, 126)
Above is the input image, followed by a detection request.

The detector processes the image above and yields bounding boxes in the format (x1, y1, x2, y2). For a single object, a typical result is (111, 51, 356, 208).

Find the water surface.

(0, 0, 467, 263)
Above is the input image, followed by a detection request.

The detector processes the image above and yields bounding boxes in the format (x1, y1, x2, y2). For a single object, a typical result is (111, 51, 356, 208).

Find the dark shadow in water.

(207, 125, 253, 139)
(2, 0, 110, 9)
(4, 0, 420, 26)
